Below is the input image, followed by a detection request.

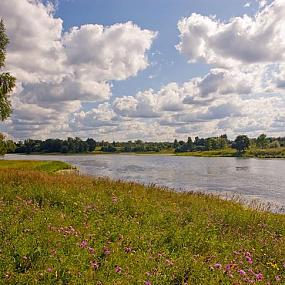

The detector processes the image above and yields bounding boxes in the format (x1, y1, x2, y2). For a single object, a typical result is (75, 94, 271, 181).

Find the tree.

(233, 135, 250, 154)
(187, 137, 194, 151)
(256, 134, 269, 149)
(0, 19, 16, 121)
(0, 133, 7, 156)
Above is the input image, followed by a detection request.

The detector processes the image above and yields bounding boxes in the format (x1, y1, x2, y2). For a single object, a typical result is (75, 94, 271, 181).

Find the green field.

(0, 160, 72, 173)
(175, 147, 285, 158)
(0, 161, 285, 284)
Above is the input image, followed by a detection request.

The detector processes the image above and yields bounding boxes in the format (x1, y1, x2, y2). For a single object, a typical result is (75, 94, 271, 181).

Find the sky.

(1, 0, 285, 141)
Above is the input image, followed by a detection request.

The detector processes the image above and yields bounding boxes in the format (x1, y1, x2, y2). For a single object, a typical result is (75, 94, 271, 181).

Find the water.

(5, 154, 285, 209)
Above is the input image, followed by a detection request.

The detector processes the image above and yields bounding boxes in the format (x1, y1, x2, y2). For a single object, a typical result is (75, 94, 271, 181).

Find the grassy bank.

(175, 147, 285, 158)
(0, 160, 72, 173)
(1, 163, 285, 284)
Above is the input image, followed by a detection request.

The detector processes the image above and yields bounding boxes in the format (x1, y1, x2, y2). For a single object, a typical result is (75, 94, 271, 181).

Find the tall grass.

(0, 160, 72, 173)
(0, 166, 285, 284)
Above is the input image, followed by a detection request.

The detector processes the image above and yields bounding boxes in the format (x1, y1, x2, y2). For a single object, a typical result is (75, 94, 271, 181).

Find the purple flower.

(90, 261, 99, 270)
(238, 269, 246, 276)
(225, 264, 231, 271)
(88, 247, 95, 254)
(124, 247, 132, 253)
(166, 259, 174, 266)
(103, 246, 111, 255)
(115, 265, 122, 273)
(47, 267, 53, 273)
(246, 256, 253, 264)
(255, 273, 263, 281)
(144, 281, 152, 285)
(214, 263, 222, 269)
(245, 251, 252, 257)
(80, 240, 88, 248)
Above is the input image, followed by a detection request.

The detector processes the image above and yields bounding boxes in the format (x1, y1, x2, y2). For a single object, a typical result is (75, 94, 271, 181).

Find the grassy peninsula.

(1, 161, 285, 284)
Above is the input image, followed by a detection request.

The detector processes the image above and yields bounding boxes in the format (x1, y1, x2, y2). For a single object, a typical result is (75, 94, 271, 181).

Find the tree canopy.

(233, 135, 250, 154)
(0, 19, 16, 121)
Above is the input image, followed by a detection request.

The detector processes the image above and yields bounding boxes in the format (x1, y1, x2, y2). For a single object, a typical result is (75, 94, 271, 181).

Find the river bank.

(10, 146, 285, 159)
(1, 160, 285, 284)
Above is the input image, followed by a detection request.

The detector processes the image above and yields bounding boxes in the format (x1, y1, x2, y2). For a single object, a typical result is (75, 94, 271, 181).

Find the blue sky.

(1, 0, 285, 140)
(55, 0, 258, 98)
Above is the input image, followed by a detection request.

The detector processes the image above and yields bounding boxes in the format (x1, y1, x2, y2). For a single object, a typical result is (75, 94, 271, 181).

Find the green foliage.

(0, 160, 72, 173)
(0, 19, 16, 121)
(0, 166, 285, 284)
(256, 134, 269, 149)
(233, 135, 250, 154)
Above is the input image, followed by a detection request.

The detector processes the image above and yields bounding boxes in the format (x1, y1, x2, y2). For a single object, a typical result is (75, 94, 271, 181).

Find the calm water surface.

(5, 154, 285, 209)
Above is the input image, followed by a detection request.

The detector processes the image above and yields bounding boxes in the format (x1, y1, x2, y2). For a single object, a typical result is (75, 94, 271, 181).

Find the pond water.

(5, 154, 285, 210)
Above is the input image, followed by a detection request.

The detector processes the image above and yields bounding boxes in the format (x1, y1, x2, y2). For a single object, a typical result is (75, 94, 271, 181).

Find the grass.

(246, 148, 285, 158)
(0, 160, 72, 173)
(175, 147, 285, 158)
(175, 148, 236, 157)
(0, 162, 285, 284)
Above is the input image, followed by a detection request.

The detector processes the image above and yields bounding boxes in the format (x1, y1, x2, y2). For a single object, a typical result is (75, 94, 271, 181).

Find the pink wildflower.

(255, 273, 263, 281)
(80, 240, 88, 248)
(103, 246, 111, 255)
(47, 268, 53, 273)
(88, 247, 95, 254)
(115, 265, 122, 273)
(145, 281, 152, 285)
(225, 264, 231, 271)
(214, 263, 222, 269)
(246, 256, 253, 264)
(166, 259, 174, 266)
(238, 269, 246, 276)
(275, 275, 281, 281)
(124, 247, 132, 253)
(90, 261, 99, 270)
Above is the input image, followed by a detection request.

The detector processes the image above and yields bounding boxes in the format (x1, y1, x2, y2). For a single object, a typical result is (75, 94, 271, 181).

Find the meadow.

(1, 161, 285, 284)
(175, 147, 285, 158)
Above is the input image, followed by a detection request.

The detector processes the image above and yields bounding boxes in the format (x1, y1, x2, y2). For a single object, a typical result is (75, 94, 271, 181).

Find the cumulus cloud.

(1, 0, 156, 139)
(176, 0, 285, 67)
(1, 0, 285, 140)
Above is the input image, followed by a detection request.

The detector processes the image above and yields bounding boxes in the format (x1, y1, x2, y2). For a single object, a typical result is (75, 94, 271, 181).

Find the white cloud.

(176, 0, 285, 67)
(1, 0, 156, 139)
(1, 0, 285, 141)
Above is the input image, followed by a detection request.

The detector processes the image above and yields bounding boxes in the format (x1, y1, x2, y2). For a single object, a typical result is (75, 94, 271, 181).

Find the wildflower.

(115, 265, 122, 273)
(275, 275, 281, 281)
(90, 261, 99, 270)
(88, 247, 95, 254)
(166, 259, 174, 266)
(248, 268, 255, 275)
(238, 269, 246, 276)
(246, 256, 253, 264)
(245, 252, 252, 257)
(124, 247, 132, 253)
(112, 194, 118, 203)
(225, 264, 231, 271)
(47, 268, 53, 273)
(145, 281, 152, 285)
(103, 246, 111, 255)
(80, 240, 88, 248)
(255, 273, 263, 281)
(146, 272, 151, 276)
(214, 263, 222, 269)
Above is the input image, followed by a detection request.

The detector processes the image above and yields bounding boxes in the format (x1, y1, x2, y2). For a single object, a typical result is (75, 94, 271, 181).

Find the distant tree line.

(0, 133, 284, 156)
(14, 137, 97, 154)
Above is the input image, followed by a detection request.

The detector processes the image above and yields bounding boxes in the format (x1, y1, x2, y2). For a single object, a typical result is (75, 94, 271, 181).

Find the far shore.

(7, 147, 285, 159)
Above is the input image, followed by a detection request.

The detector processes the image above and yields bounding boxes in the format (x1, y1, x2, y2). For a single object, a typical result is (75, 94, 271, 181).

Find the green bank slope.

(0, 163, 285, 284)
(0, 160, 72, 173)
